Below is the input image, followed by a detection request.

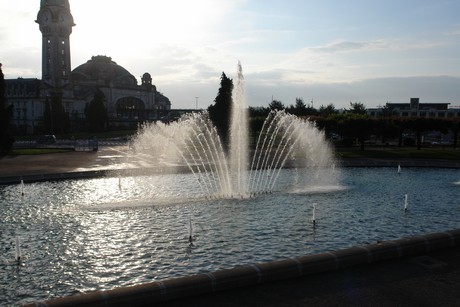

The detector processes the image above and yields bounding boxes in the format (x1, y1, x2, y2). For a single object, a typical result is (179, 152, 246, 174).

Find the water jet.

(20, 179, 24, 196)
(312, 204, 317, 226)
(14, 236, 22, 265)
(130, 62, 337, 199)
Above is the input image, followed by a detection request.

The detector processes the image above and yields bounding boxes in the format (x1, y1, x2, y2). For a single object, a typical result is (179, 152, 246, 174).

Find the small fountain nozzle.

(404, 194, 408, 212)
(312, 204, 316, 227)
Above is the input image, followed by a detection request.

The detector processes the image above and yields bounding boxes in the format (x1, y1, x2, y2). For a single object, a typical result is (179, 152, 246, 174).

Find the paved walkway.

(0, 146, 130, 177)
(2, 148, 460, 306)
(160, 246, 460, 307)
(1, 146, 459, 184)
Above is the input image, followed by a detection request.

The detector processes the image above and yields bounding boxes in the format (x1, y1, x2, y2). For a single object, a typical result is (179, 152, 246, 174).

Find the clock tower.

(36, 0, 75, 88)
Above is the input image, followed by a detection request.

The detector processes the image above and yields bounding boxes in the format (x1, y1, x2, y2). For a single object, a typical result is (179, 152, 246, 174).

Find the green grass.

(13, 130, 137, 141)
(336, 146, 460, 160)
(8, 148, 73, 155)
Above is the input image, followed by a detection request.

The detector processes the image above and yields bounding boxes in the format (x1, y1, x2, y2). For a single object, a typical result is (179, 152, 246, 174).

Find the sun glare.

(70, 0, 238, 57)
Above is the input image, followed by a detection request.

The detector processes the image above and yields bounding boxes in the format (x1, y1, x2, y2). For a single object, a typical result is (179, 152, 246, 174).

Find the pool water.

(1, 167, 459, 306)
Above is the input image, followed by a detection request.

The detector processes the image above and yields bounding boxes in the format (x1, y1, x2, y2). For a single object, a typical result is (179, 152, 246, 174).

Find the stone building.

(5, 0, 170, 134)
(367, 98, 460, 118)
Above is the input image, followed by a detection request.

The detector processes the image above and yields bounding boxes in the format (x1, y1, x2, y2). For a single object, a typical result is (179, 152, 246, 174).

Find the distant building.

(5, 0, 171, 134)
(368, 98, 460, 119)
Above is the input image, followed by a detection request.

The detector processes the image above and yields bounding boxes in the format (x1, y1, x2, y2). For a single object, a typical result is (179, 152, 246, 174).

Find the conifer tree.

(208, 72, 233, 149)
(0, 63, 14, 153)
(86, 88, 108, 132)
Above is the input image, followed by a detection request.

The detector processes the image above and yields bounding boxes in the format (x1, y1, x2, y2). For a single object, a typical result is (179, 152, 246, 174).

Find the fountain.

(20, 179, 25, 196)
(2, 63, 459, 307)
(312, 203, 317, 226)
(14, 236, 22, 264)
(130, 62, 337, 198)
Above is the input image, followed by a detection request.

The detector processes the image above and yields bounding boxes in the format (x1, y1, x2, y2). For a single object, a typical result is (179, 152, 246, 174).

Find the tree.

(86, 88, 108, 132)
(349, 102, 367, 115)
(404, 118, 441, 150)
(380, 102, 396, 117)
(451, 119, 459, 149)
(44, 93, 69, 134)
(248, 106, 269, 117)
(208, 72, 233, 148)
(287, 98, 308, 116)
(318, 103, 336, 117)
(0, 63, 14, 153)
(268, 99, 285, 111)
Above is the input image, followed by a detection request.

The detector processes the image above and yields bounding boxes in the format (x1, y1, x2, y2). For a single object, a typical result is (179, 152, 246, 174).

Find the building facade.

(368, 98, 460, 119)
(5, 0, 170, 134)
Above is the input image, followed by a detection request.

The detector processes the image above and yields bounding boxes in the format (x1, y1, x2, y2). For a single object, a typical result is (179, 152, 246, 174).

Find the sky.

(1, 0, 460, 110)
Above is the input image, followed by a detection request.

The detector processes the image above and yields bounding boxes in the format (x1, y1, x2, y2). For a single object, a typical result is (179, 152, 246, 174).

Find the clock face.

(41, 11, 51, 23)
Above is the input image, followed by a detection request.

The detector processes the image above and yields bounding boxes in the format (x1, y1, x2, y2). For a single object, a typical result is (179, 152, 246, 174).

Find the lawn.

(336, 146, 460, 160)
(9, 148, 73, 155)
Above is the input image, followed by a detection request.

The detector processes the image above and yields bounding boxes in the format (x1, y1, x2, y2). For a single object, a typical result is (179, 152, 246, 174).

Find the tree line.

(1, 65, 458, 153)
(208, 72, 459, 151)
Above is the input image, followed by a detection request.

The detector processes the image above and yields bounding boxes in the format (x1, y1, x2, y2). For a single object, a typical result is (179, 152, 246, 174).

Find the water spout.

(130, 62, 337, 199)
(15, 236, 22, 264)
(312, 204, 317, 227)
(20, 180, 24, 196)
(188, 217, 193, 244)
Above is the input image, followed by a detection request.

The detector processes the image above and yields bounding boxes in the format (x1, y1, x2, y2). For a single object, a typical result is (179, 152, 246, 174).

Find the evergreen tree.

(86, 88, 108, 132)
(268, 99, 285, 111)
(0, 63, 14, 153)
(319, 103, 337, 116)
(44, 93, 69, 134)
(208, 72, 233, 149)
(348, 102, 367, 115)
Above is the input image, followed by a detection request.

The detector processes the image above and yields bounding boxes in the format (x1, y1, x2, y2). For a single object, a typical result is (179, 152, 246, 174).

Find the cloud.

(444, 24, 460, 36)
(311, 40, 391, 53)
(240, 75, 460, 109)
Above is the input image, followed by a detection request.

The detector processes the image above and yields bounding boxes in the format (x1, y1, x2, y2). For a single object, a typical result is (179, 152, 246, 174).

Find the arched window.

(116, 96, 145, 120)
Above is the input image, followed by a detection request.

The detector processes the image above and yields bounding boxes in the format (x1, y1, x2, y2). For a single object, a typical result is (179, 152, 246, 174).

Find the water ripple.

(1, 167, 459, 306)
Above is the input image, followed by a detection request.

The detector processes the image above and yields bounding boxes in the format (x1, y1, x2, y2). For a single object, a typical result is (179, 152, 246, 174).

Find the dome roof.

(41, 0, 70, 9)
(71, 55, 137, 87)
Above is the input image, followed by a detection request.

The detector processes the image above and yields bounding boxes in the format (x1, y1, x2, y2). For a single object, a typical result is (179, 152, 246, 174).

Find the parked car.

(37, 135, 57, 144)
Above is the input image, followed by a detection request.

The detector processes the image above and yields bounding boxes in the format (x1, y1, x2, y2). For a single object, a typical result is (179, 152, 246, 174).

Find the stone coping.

(1, 159, 459, 186)
(23, 229, 460, 307)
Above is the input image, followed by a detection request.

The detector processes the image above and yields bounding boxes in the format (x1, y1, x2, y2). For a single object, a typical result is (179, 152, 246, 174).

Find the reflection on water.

(1, 167, 459, 306)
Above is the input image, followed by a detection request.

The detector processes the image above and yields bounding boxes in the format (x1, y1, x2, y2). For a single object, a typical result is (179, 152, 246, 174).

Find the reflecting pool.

(1, 167, 459, 306)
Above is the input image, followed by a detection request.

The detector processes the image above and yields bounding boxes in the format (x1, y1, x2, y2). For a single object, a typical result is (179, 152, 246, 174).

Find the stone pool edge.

(1, 158, 460, 186)
(23, 228, 460, 307)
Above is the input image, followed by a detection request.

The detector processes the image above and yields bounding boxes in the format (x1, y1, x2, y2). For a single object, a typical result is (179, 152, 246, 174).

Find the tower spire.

(37, 0, 75, 88)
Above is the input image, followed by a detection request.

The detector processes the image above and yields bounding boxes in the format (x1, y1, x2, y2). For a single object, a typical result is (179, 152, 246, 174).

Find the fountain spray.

(20, 179, 25, 196)
(312, 204, 316, 226)
(404, 194, 408, 212)
(14, 236, 22, 264)
(398, 165, 401, 174)
(188, 217, 193, 244)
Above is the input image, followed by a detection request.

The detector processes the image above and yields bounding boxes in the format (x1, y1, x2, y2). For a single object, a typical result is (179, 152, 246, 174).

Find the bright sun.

(70, 0, 235, 56)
